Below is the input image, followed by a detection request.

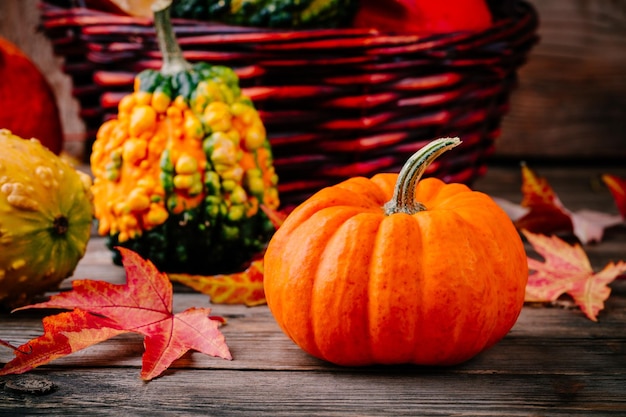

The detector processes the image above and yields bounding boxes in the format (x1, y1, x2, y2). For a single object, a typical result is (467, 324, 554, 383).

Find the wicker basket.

(40, 0, 539, 206)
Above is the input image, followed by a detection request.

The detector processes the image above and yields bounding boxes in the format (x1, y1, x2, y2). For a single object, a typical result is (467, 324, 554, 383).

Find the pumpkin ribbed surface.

(263, 139, 528, 366)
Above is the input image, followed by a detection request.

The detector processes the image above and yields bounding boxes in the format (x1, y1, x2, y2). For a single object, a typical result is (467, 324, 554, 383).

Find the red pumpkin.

(264, 138, 528, 366)
(353, 0, 493, 34)
(0, 37, 63, 154)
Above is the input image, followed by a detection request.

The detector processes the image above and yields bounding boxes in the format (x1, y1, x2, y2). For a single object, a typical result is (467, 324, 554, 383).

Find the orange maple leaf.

(602, 174, 626, 220)
(494, 164, 623, 243)
(0, 248, 231, 380)
(523, 230, 626, 321)
(169, 259, 266, 307)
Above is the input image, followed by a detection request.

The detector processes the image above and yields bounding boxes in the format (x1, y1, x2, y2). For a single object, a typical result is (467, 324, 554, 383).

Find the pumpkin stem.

(384, 137, 461, 215)
(152, 0, 192, 75)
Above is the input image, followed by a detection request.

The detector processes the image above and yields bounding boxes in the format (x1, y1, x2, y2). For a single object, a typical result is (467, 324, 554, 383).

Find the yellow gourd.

(0, 130, 93, 309)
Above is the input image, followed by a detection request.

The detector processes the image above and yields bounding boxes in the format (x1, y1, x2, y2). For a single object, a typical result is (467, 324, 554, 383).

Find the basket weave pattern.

(40, 1, 539, 205)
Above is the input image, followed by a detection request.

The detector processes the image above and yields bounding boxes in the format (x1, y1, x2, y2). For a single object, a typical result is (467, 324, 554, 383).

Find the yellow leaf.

(170, 260, 266, 307)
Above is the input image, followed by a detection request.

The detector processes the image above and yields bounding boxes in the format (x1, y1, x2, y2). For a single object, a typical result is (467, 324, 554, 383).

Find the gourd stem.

(152, 0, 192, 75)
(384, 137, 461, 215)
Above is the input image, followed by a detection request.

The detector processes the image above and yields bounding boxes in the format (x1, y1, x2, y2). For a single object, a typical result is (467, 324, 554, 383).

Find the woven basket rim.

(40, 0, 539, 43)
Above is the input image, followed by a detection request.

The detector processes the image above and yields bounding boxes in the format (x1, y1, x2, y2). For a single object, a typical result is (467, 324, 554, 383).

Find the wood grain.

(1, 368, 625, 416)
(1, 364, 625, 416)
(1, 280, 624, 370)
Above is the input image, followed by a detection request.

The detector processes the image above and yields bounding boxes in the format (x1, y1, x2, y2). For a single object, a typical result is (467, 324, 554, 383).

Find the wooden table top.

(1, 163, 625, 416)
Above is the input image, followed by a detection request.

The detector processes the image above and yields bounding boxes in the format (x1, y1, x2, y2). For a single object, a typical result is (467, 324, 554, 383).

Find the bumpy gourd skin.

(171, 0, 359, 29)
(91, 63, 279, 274)
(0, 129, 94, 309)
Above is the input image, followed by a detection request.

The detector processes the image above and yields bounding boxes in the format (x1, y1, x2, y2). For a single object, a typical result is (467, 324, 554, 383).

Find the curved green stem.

(152, 0, 192, 75)
(383, 137, 461, 215)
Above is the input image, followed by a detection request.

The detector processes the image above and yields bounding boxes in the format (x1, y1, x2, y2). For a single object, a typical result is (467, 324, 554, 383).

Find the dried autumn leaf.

(570, 209, 625, 245)
(170, 259, 266, 307)
(515, 163, 573, 234)
(523, 230, 626, 321)
(495, 164, 623, 243)
(602, 174, 626, 219)
(0, 248, 231, 380)
(0, 309, 126, 376)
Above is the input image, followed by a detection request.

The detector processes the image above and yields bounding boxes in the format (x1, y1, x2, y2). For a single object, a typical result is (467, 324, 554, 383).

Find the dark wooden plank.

(1, 367, 625, 416)
(1, 280, 625, 372)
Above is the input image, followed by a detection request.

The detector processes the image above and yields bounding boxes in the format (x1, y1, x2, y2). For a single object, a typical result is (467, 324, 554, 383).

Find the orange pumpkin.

(263, 138, 528, 366)
(0, 37, 63, 154)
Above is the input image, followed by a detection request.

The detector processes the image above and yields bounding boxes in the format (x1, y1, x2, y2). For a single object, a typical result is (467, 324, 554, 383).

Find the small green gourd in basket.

(170, 0, 359, 29)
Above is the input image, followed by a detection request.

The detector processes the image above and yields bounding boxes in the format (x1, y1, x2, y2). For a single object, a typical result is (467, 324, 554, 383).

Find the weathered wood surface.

(1, 164, 626, 416)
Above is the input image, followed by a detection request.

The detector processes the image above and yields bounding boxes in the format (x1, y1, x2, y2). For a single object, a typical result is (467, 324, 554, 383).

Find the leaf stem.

(0, 338, 31, 354)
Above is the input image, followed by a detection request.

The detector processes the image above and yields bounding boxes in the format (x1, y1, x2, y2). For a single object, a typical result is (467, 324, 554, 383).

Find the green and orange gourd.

(90, 0, 279, 274)
(263, 138, 528, 366)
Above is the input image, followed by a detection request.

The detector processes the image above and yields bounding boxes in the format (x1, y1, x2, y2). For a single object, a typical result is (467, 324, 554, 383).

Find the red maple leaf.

(602, 174, 626, 220)
(494, 164, 623, 243)
(170, 259, 266, 307)
(523, 230, 626, 321)
(0, 309, 126, 375)
(515, 163, 573, 233)
(0, 248, 231, 380)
